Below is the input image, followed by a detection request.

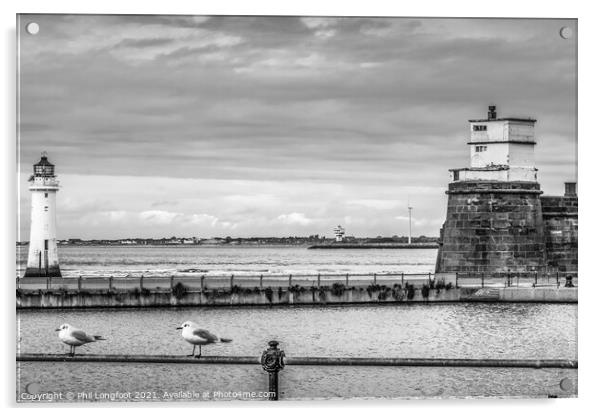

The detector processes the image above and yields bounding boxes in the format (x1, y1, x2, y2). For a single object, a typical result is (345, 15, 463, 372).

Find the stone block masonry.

(436, 181, 578, 274)
(541, 195, 578, 272)
(435, 181, 547, 273)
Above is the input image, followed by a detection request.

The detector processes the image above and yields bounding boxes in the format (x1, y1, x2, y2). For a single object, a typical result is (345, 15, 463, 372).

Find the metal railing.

(16, 270, 578, 292)
(17, 340, 577, 401)
(17, 272, 435, 291)
(455, 271, 578, 289)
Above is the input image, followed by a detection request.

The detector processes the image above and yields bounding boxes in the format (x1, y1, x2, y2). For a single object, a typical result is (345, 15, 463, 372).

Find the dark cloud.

(17, 15, 577, 238)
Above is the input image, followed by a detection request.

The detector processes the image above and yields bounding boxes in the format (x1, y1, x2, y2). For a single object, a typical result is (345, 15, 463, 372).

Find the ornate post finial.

(261, 340, 285, 401)
(261, 340, 285, 373)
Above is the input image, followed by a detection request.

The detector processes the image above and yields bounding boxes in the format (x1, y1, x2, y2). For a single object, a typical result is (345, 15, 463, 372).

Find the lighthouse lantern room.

(24, 152, 62, 278)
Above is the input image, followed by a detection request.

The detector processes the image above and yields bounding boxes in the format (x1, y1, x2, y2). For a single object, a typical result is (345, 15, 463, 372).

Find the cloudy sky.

(17, 15, 577, 240)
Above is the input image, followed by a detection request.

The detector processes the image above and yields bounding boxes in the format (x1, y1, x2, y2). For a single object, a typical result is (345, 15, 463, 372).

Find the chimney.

(487, 105, 497, 120)
(564, 182, 577, 197)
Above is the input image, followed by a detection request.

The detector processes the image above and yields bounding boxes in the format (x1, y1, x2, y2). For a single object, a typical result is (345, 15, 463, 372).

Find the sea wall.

(541, 195, 578, 272)
(16, 285, 577, 309)
(435, 181, 546, 273)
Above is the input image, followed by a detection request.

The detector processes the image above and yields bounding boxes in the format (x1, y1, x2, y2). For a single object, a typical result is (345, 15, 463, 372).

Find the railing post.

(78, 275, 82, 291)
(481, 273, 484, 288)
(261, 340, 285, 401)
(373, 273, 377, 285)
(317, 274, 321, 288)
(109, 276, 113, 292)
(346, 273, 349, 287)
(16, 276, 20, 290)
(517, 274, 520, 287)
(170, 275, 175, 290)
(401, 272, 405, 288)
(534, 271, 538, 287)
(140, 275, 144, 290)
(230, 274, 234, 290)
(201, 275, 205, 292)
(260, 274, 263, 289)
(46, 276, 50, 290)
(455, 272, 458, 288)
(288, 274, 292, 287)
(428, 272, 431, 286)
(556, 271, 560, 288)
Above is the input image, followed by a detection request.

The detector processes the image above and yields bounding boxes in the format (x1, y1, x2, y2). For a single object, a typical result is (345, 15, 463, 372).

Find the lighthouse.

(24, 152, 62, 278)
(333, 225, 345, 243)
(435, 106, 547, 273)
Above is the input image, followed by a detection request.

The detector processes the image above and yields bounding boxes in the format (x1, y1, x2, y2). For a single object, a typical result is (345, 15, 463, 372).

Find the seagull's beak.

(176, 327, 182, 330)
(55, 328, 60, 331)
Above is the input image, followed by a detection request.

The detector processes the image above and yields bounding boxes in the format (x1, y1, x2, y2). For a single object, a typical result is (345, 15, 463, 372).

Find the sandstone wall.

(541, 196, 578, 272)
(435, 181, 546, 273)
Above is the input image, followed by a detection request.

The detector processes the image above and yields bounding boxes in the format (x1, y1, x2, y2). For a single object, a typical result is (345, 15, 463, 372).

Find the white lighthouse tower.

(24, 152, 62, 278)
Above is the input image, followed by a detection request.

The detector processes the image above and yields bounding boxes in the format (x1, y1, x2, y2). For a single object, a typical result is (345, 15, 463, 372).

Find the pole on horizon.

(408, 198, 413, 245)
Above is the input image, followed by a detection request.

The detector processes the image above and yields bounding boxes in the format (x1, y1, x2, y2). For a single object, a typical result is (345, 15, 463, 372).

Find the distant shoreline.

(308, 243, 439, 249)
(16, 243, 440, 249)
(16, 237, 440, 248)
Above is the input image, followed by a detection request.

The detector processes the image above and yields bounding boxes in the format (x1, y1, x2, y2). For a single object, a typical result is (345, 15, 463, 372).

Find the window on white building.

(475, 145, 488, 152)
(473, 125, 487, 131)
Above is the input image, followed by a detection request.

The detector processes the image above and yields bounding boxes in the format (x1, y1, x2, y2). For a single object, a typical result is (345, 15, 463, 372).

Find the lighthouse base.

(24, 266, 62, 278)
(435, 181, 546, 273)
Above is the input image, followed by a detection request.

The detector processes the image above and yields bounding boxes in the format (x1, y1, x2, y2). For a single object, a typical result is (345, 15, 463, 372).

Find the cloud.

(348, 199, 401, 210)
(139, 210, 181, 225)
(17, 16, 577, 239)
(300, 17, 339, 29)
(276, 212, 314, 226)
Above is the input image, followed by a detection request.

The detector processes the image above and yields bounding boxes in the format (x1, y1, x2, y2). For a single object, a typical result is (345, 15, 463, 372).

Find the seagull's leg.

(195, 345, 202, 359)
(187, 345, 195, 357)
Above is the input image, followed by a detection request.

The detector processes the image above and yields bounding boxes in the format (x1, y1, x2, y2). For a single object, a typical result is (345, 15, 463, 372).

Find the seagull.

(176, 321, 232, 358)
(56, 323, 105, 356)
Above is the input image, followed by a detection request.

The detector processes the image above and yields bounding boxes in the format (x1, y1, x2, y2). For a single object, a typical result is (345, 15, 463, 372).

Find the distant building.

(334, 225, 345, 242)
(24, 153, 61, 278)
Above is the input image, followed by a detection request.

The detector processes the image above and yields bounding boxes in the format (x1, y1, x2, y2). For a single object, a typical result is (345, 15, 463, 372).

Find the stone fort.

(435, 106, 577, 273)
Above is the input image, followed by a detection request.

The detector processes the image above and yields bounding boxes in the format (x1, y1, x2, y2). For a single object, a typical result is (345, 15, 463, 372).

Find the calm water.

(17, 303, 577, 401)
(16, 245, 438, 277)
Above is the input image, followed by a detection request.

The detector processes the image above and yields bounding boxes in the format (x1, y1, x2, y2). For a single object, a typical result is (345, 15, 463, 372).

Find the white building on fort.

(451, 105, 538, 183)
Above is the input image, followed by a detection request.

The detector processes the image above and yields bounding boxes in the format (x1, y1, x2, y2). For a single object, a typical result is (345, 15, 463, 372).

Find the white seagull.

(176, 321, 232, 358)
(56, 323, 105, 356)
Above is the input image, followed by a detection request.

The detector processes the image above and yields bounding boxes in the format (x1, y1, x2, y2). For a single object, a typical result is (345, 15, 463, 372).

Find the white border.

(2, 1, 599, 415)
